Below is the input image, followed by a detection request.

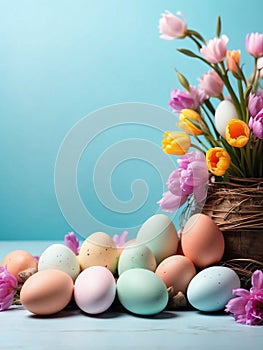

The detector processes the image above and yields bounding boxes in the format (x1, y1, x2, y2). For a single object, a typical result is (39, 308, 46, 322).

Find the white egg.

(136, 214, 178, 264)
(187, 266, 240, 312)
(215, 100, 238, 138)
(38, 243, 80, 280)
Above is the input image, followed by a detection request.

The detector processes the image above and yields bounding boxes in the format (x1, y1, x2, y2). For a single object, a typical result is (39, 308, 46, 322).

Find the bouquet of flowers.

(157, 10, 263, 216)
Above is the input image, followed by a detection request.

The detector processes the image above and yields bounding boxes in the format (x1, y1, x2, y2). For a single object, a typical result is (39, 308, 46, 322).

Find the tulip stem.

(190, 143, 206, 153)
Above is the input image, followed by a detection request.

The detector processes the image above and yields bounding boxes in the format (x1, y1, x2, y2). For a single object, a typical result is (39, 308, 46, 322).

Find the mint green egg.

(116, 268, 168, 315)
(118, 243, 156, 276)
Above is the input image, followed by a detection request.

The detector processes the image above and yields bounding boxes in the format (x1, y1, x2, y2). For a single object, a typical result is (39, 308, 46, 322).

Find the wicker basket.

(202, 177, 263, 262)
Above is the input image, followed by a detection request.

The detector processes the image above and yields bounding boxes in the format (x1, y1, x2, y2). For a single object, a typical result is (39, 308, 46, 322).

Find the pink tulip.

(246, 33, 263, 58)
(169, 86, 204, 113)
(248, 92, 263, 117)
(200, 35, 229, 63)
(198, 70, 224, 98)
(166, 151, 209, 202)
(249, 109, 263, 139)
(0, 266, 18, 311)
(157, 191, 187, 212)
(159, 11, 187, 40)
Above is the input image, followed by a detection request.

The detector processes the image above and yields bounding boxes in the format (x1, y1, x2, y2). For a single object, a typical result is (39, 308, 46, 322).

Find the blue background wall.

(0, 0, 262, 240)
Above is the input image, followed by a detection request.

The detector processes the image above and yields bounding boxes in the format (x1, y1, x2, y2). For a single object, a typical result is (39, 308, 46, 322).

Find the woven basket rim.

(203, 177, 263, 231)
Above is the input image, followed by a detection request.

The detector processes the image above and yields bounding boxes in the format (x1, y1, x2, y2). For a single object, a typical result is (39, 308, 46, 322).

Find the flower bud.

(159, 11, 187, 40)
(178, 109, 203, 135)
(162, 131, 190, 155)
(226, 50, 241, 74)
(245, 32, 263, 58)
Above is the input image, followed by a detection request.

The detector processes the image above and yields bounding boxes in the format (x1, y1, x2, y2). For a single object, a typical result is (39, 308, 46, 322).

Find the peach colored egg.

(181, 214, 225, 268)
(20, 269, 74, 315)
(1, 250, 38, 281)
(155, 255, 196, 294)
(78, 232, 119, 274)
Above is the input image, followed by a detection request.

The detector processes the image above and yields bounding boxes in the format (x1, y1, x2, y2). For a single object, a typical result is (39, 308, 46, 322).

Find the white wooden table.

(1, 241, 262, 350)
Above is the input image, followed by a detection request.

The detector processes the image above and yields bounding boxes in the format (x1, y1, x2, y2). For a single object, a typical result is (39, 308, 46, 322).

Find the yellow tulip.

(162, 131, 191, 155)
(226, 50, 241, 74)
(206, 147, 231, 176)
(177, 109, 203, 135)
(225, 119, 250, 148)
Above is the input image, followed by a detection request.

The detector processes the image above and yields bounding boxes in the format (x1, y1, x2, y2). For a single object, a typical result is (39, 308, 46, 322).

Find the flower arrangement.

(157, 10, 263, 214)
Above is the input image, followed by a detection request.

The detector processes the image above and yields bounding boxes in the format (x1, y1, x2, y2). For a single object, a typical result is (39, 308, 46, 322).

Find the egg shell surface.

(155, 255, 196, 294)
(181, 213, 225, 268)
(38, 244, 80, 280)
(136, 214, 178, 264)
(118, 243, 156, 275)
(1, 250, 38, 281)
(187, 266, 240, 312)
(20, 269, 74, 315)
(215, 100, 238, 137)
(74, 266, 116, 314)
(117, 268, 168, 315)
(78, 232, 119, 274)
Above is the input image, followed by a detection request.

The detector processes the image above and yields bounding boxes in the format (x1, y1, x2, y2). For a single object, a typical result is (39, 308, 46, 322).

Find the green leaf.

(187, 29, 206, 44)
(177, 48, 199, 58)
(175, 70, 190, 91)
(244, 84, 253, 103)
(216, 16, 221, 37)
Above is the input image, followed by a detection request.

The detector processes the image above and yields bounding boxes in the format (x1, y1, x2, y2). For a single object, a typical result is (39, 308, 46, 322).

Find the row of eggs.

(1, 213, 240, 316)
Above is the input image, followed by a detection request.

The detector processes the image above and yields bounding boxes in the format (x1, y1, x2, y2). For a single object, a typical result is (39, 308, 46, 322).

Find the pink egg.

(74, 266, 116, 314)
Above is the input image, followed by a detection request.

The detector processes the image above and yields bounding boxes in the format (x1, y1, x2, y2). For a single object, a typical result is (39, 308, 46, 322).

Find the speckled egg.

(187, 266, 240, 312)
(78, 232, 119, 274)
(118, 243, 156, 275)
(155, 255, 196, 294)
(136, 214, 179, 264)
(38, 244, 80, 280)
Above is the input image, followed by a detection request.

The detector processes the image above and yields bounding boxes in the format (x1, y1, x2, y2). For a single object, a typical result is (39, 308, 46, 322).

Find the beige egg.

(181, 213, 225, 268)
(136, 214, 179, 264)
(1, 250, 38, 281)
(20, 269, 74, 315)
(78, 232, 119, 274)
(155, 255, 196, 294)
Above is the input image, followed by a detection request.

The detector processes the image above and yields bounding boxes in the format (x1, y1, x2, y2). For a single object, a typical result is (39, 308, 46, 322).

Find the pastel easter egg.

(136, 214, 179, 264)
(118, 243, 156, 275)
(78, 232, 119, 274)
(155, 255, 196, 294)
(187, 266, 240, 312)
(74, 266, 116, 314)
(181, 213, 225, 268)
(1, 250, 38, 281)
(117, 268, 168, 315)
(38, 244, 80, 280)
(20, 269, 74, 315)
(215, 100, 238, 138)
